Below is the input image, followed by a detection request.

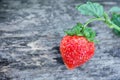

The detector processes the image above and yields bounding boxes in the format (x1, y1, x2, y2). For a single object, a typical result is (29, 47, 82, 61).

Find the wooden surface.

(0, 0, 120, 80)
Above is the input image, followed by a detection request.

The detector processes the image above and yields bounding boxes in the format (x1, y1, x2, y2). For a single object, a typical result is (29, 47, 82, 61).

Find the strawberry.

(60, 23, 96, 69)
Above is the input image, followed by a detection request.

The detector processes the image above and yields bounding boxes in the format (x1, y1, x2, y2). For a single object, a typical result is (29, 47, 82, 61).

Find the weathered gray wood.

(0, 0, 120, 80)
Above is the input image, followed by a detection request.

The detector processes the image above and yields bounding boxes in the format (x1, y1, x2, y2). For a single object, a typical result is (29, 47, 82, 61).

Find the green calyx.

(65, 23, 96, 42)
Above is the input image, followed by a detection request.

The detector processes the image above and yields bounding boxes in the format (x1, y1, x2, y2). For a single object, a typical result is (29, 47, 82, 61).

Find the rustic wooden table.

(0, 0, 120, 80)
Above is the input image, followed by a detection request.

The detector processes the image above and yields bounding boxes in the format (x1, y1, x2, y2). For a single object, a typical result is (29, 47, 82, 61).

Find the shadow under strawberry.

(52, 46, 64, 65)
(53, 57, 64, 65)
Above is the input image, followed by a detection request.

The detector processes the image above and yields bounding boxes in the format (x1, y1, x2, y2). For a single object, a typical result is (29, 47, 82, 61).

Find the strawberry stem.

(110, 23, 120, 31)
(84, 18, 105, 27)
(83, 13, 120, 32)
(103, 12, 120, 31)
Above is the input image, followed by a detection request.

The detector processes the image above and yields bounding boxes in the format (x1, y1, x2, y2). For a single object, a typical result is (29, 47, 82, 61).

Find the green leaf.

(111, 13, 120, 36)
(111, 13, 120, 26)
(76, 2, 104, 17)
(109, 7, 120, 13)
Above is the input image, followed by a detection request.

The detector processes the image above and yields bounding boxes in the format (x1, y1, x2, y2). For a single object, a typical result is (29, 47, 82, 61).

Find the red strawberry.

(60, 35, 95, 69)
(60, 23, 96, 69)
